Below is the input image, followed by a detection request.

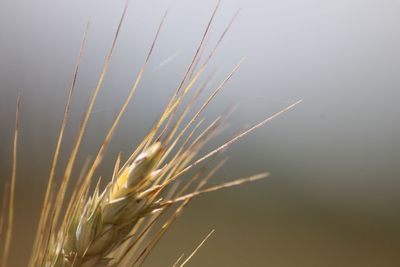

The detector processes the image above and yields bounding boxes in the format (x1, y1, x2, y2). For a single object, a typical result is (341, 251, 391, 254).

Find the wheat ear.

(50, 143, 164, 267)
(19, 1, 302, 266)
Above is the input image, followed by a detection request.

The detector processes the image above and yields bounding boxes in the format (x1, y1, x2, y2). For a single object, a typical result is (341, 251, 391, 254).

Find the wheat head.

(0, 1, 301, 266)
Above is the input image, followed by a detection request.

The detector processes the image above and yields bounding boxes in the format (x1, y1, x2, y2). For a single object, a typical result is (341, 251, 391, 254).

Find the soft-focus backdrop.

(1, 0, 400, 266)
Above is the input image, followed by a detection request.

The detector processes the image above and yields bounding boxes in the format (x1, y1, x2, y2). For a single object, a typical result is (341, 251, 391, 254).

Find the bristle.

(29, 20, 90, 267)
(0, 183, 10, 245)
(1, 94, 20, 267)
(179, 229, 215, 267)
(168, 172, 270, 204)
(48, 0, 131, 238)
(143, 0, 222, 151)
(172, 253, 185, 267)
(169, 100, 303, 184)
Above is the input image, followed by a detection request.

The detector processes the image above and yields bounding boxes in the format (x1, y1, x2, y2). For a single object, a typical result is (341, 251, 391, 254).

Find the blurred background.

(1, 0, 400, 266)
